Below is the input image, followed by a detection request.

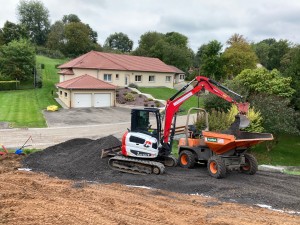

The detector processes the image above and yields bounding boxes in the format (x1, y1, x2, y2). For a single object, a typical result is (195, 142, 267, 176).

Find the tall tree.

(0, 39, 35, 81)
(1, 21, 28, 44)
(226, 33, 247, 46)
(222, 42, 258, 78)
(63, 22, 100, 57)
(134, 31, 193, 71)
(253, 38, 290, 70)
(104, 32, 133, 53)
(46, 21, 65, 51)
(281, 45, 300, 109)
(133, 31, 164, 56)
(17, 0, 50, 46)
(196, 40, 224, 80)
(62, 14, 81, 24)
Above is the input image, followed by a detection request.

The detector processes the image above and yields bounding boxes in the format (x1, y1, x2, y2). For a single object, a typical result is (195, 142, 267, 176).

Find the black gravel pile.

(23, 135, 121, 180)
(23, 135, 300, 212)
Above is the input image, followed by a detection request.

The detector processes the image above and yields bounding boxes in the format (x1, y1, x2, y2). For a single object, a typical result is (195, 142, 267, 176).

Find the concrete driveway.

(43, 107, 132, 127)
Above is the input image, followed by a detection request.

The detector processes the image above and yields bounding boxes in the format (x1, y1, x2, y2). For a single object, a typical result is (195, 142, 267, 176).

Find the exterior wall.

(57, 88, 115, 108)
(59, 68, 175, 88)
(57, 88, 71, 107)
(175, 73, 186, 83)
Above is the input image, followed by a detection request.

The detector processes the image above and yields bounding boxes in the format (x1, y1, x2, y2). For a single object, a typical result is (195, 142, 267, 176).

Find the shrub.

(155, 102, 161, 107)
(144, 103, 148, 107)
(138, 94, 143, 98)
(147, 98, 153, 101)
(131, 91, 138, 94)
(124, 92, 135, 102)
(128, 83, 139, 89)
(203, 94, 231, 113)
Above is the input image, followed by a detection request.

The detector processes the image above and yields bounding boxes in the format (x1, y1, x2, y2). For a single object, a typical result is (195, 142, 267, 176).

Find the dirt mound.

(23, 136, 121, 180)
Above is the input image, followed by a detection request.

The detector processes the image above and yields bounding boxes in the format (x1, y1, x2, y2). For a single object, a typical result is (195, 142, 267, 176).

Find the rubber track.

(108, 156, 165, 175)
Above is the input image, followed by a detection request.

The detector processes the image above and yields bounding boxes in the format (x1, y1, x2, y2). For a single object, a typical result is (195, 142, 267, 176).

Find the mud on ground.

(1, 153, 299, 225)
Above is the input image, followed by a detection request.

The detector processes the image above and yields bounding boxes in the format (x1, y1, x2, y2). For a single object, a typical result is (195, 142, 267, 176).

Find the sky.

(0, 0, 300, 52)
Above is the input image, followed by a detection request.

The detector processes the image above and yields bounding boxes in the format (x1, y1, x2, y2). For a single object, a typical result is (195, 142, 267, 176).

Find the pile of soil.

(23, 136, 300, 212)
(117, 88, 164, 107)
(23, 136, 121, 180)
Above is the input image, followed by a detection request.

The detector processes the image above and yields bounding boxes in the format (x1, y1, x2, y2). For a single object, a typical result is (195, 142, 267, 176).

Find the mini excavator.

(107, 76, 273, 177)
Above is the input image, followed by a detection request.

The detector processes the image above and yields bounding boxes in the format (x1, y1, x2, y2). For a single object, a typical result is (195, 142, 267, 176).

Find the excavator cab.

(130, 108, 162, 141)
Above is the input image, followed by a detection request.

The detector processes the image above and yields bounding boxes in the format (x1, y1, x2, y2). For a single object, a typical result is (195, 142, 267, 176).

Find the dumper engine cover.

(122, 132, 159, 158)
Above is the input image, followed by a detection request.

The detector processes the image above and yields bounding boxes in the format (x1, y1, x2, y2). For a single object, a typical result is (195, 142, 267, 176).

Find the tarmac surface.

(0, 106, 190, 149)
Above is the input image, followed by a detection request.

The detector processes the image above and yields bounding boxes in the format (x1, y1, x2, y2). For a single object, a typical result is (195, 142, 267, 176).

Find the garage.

(94, 93, 111, 107)
(56, 74, 116, 108)
(74, 93, 92, 108)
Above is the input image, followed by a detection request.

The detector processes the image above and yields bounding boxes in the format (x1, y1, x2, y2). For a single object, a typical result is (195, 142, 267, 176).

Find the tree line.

(0, 0, 299, 136)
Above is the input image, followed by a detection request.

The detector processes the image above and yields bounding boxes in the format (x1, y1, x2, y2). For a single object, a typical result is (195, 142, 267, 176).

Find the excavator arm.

(160, 76, 249, 155)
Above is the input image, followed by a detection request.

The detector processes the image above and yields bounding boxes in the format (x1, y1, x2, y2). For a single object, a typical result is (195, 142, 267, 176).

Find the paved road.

(0, 109, 191, 149)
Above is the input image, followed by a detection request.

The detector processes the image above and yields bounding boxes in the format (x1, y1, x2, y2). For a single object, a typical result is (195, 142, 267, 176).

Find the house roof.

(168, 65, 184, 74)
(58, 68, 74, 75)
(56, 74, 116, 90)
(58, 51, 177, 73)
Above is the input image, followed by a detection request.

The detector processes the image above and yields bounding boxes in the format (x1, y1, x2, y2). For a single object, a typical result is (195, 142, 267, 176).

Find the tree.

(253, 38, 290, 70)
(195, 40, 224, 80)
(46, 21, 65, 51)
(0, 39, 35, 81)
(1, 21, 28, 44)
(234, 68, 295, 98)
(281, 45, 300, 109)
(133, 31, 164, 56)
(222, 42, 258, 78)
(62, 14, 81, 24)
(226, 33, 247, 46)
(63, 22, 99, 57)
(17, 0, 50, 45)
(104, 32, 133, 53)
(249, 94, 299, 135)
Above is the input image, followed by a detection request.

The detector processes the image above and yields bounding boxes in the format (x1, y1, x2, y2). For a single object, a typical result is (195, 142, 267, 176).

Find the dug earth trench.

(0, 154, 298, 224)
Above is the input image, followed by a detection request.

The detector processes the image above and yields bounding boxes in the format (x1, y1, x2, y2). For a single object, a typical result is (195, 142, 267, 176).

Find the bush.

(203, 94, 231, 113)
(124, 92, 135, 102)
(131, 91, 138, 94)
(249, 94, 299, 135)
(194, 105, 264, 133)
(128, 83, 139, 89)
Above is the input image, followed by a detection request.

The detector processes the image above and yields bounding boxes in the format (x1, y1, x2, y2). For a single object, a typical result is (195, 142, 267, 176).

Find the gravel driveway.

(43, 107, 132, 127)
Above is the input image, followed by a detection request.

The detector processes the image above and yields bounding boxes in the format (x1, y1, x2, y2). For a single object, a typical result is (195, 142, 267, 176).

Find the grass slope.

(0, 55, 66, 127)
(251, 135, 300, 166)
(139, 87, 204, 114)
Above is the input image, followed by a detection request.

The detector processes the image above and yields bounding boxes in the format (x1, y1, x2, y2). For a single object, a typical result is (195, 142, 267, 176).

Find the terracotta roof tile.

(168, 65, 184, 74)
(56, 74, 116, 90)
(58, 68, 74, 75)
(58, 51, 177, 73)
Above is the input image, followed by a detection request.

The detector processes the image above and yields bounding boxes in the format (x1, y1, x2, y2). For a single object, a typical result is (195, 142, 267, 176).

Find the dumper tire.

(241, 153, 258, 175)
(179, 150, 195, 168)
(207, 155, 226, 179)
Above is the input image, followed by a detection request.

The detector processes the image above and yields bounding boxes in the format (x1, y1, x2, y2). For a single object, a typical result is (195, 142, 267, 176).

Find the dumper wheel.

(179, 150, 195, 168)
(207, 155, 226, 179)
(241, 153, 258, 175)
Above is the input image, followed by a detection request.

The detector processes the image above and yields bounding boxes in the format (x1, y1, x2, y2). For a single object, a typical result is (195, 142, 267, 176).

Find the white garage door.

(74, 93, 92, 108)
(94, 93, 111, 107)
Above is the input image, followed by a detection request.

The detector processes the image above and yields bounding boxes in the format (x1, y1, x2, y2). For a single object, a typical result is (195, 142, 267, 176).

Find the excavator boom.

(162, 76, 250, 150)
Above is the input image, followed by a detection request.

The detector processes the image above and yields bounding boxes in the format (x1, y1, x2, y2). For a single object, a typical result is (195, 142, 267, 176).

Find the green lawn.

(139, 87, 204, 114)
(251, 135, 300, 166)
(0, 55, 66, 127)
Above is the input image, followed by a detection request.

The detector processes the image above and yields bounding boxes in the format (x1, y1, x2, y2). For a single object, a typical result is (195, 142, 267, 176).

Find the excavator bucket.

(239, 114, 250, 128)
(236, 102, 250, 128)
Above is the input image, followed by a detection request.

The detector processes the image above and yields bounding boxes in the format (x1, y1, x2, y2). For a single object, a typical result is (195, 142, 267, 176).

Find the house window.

(64, 92, 68, 97)
(149, 75, 155, 82)
(166, 76, 172, 82)
(104, 74, 112, 82)
(135, 75, 142, 82)
(116, 74, 119, 80)
(60, 91, 62, 95)
(180, 74, 185, 80)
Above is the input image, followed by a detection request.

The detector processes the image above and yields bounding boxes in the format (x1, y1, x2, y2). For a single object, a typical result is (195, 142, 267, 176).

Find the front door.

(125, 75, 129, 86)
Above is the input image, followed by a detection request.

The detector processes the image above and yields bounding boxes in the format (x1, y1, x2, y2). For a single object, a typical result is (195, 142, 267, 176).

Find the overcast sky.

(0, 0, 300, 51)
